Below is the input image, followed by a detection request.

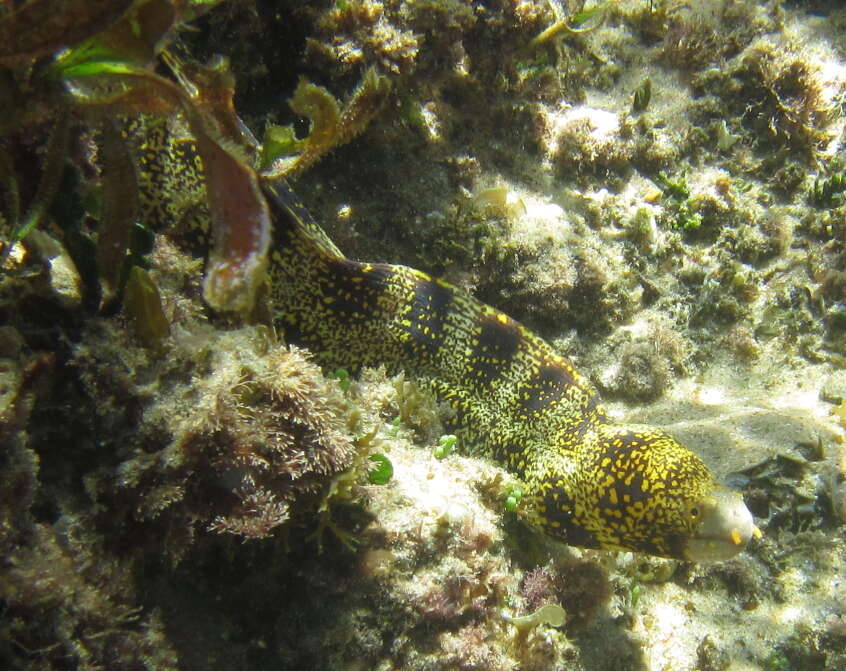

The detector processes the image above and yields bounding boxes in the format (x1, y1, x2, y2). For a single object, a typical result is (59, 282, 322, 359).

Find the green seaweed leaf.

(652, 171, 690, 201)
(504, 486, 523, 512)
(124, 265, 170, 348)
(531, 3, 607, 45)
(259, 125, 302, 171)
(433, 434, 457, 459)
(368, 453, 393, 485)
(632, 78, 652, 113)
(809, 170, 846, 207)
(53, 0, 179, 76)
(329, 368, 352, 393)
(59, 60, 140, 78)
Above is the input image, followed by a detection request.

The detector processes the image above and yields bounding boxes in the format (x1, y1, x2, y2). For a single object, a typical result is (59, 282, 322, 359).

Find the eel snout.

(684, 488, 760, 561)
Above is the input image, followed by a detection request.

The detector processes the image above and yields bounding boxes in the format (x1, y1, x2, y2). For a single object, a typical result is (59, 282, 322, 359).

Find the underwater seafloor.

(2, 0, 846, 669)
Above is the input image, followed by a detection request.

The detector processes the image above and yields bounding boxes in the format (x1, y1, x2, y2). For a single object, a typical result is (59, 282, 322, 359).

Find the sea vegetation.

(0, 322, 182, 668)
(809, 164, 846, 208)
(0, 0, 274, 316)
(659, 1, 768, 71)
(689, 38, 837, 163)
(78, 326, 359, 546)
(0, 0, 390, 318)
(519, 558, 612, 630)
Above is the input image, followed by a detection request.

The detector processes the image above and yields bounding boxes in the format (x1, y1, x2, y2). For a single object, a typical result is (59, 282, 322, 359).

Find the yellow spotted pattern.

(132, 121, 717, 559)
(124, 116, 210, 249)
(265, 183, 716, 559)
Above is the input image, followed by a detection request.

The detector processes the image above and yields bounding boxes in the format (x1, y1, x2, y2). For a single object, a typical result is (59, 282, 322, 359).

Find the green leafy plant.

(386, 416, 402, 437)
(433, 434, 457, 459)
(629, 583, 642, 608)
(652, 171, 703, 230)
(531, 3, 608, 46)
(367, 453, 393, 485)
(515, 51, 551, 77)
(631, 77, 652, 113)
(1, 0, 272, 316)
(809, 170, 846, 207)
(330, 367, 352, 393)
(1, 0, 388, 319)
(504, 486, 523, 512)
(652, 171, 690, 201)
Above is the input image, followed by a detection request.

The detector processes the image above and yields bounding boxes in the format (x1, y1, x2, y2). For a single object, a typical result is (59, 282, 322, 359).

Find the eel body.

(264, 182, 756, 561)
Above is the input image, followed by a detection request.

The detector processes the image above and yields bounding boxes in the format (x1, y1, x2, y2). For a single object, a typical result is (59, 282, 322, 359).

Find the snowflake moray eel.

(263, 181, 757, 561)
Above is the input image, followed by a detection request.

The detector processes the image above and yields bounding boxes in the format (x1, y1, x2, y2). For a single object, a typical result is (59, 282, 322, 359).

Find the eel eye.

(689, 506, 700, 519)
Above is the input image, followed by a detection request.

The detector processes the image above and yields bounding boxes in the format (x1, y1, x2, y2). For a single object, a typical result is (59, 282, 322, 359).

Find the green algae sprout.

(504, 486, 523, 513)
(433, 434, 457, 459)
(330, 367, 352, 393)
(632, 77, 652, 113)
(501, 603, 566, 631)
(530, 3, 608, 46)
(368, 453, 393, 485)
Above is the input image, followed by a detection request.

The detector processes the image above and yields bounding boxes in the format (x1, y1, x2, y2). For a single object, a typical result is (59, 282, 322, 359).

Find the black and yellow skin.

(263, 182, 756, 561)
(128, 116, 211, 252)
(127, 116, 754, 560)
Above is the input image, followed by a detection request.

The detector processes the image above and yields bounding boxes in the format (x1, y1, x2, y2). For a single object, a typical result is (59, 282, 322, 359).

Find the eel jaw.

(683, 488, 759, 561)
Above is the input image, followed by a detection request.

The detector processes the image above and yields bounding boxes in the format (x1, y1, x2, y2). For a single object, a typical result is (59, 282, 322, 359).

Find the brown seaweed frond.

(160, 52, 271, 316)
(1, 113, 70, 259)
(262, 67, 391, 179)
(2, 0, 271, 317)
(209, 488, 291, 539)
(0, 0, 134, 65)
(97, 118, 139, 308)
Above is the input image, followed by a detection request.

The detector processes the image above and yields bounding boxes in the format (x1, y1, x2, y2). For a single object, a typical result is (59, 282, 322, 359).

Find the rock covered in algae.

(74, 314, 359, 553)
(0, 320, 181, 670)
